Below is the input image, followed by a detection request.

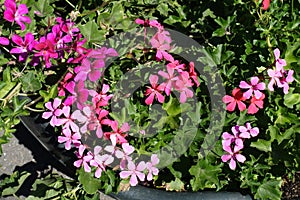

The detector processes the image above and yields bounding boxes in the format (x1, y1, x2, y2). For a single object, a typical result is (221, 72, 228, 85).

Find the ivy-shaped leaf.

(20, 71, 42, 92)
(189, 158, 222, 191)
(78, 21, 105, 43)
(254, 179, 282, 200)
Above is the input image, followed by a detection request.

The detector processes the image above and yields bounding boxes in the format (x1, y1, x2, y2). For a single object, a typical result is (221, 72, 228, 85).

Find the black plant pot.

(19, 113, 253, 200)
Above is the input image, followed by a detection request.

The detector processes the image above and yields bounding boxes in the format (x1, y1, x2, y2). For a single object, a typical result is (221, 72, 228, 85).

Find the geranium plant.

(0, 0, 299, 199)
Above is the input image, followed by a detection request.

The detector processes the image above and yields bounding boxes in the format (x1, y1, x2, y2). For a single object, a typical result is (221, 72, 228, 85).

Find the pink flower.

(10, 33, 37, 62)
(58, 72, 74, 97)
(60, 105, 79, 133)
(145, 75, 165, 105)
(115, 143, 135, 170)
(0, 37, 10, 45)
(42, 98, 65, 127)
(73, 145, 93, 172)
(151, 30, 172, 61)
(239, 123, 259, 137)
(248, 93, 265, 114)
(58, 128, 81, 150)
(158, 66, 178, 96)
(4, 0, 31, 30)
(273, 48, 286, 70)
(74, 58, 103, 82)
(222, 88, 246, 112)
(221, 144, 246, 170)
(145, 154, 159, 181)
(64, 81, 89, 109)
(188, 62, 200, 87)
(90, 84, 113, 110)
(104, 120, 129, 146)
(120, 161, 146, 186)
(175, 71, 194, 103)
(262, 0, 271, 10)
(222, 126, 245, 151)
(267, 68, 283, 92)
(239, 77, 265, 99)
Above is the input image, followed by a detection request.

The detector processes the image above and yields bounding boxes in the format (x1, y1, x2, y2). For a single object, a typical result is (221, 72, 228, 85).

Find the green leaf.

(1, 171, 31, 196)
(78, 168, 101, 194)
(166, 178, 185, 191)
(3, 67, 11, 82)
(189, 159, 222, 191)
(20, 72, 42, 92)
(284, 91, 300, 108)
(157, 4, 169, 16)
(254, 179, 282, 200)
(0, 81, 16, 99)
(250, 139, 272, 152)
(78, 21, 105, 43)
(33, 0, 54, 16)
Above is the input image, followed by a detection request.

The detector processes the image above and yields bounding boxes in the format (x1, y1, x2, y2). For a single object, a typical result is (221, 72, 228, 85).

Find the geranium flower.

(151, 30, 172, 60)
(175, 71, 194, 103)
(262, 0, 271, 10)
(145, 154, 159, 181)
(221, 144, 246, 170)
(120, 161, 146, 186)
(222, 88, 246, 112)
(42, 98, 65, 127)
(90, 84, 113, 110)
(188, 62, 200, 87)
(158, 66, 178, 96)
(10, 33, 36, 62)
(34, 39, 58, 68)
(4, 0, 31, 30)
(58, 128, 81, 150)
(0, 37, 10, 45)
(103, 120, 129, 146)
(239, 76, 265, 99)
(248, 93, 265, 114)
(273, 48, 286, 70)
(115, 143, 135, 170)
(239, 122, 259, 137)
(74, 145, 93, 172)
(145, 75, 165, 105)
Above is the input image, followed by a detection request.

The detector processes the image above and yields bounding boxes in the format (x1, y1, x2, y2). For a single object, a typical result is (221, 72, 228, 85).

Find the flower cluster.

(221, 123, 259, 170)
(38, 18, 165, 185)
(223, 48, 294, 114)
(136, 19, 200, 105)
(223, 77, 266, 114)
(267, 48, 294, 94)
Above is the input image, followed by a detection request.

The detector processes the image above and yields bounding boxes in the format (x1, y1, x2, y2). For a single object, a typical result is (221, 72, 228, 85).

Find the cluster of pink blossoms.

(221, 123, 259, 170)
(136, 19, 200, 104)
(0, 0, 161, 186)
(223, 48, 294, 114)
(33, 16, 160, 185)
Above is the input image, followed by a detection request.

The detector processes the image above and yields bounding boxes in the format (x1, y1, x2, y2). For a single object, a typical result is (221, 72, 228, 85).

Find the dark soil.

(282, 172, 300, 200)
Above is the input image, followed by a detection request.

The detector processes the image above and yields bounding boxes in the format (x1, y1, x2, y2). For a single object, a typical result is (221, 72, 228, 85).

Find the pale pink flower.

(158, 66, 178, 96)
(74, 145, 93, 172)
(115, 143, 135, 170)
(239, 123, 259, 137)
(120, 161, 146, 186)
(145, 154, 159, 181)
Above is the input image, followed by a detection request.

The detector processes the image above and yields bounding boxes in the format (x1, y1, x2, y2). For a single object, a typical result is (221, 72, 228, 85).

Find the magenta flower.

(145, 75, 165, 105)
(42, 98, 65, 127)
(64, 80, 89, 109)
(58, 128, 81, 150)
(145, 154, 159, 181)
(47, 24, 72, 50)
(4, 0, 31, 30)
(120, 161, 146, 186)
(0, 37, 10, 45)
(248, 93, 265, 114)
(222, 88, 246, 112)
(239, 77, 265, 99)
(221, 144, 246, 170)
(34, 39, 58, 68)
(10, 33, 36, 62)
